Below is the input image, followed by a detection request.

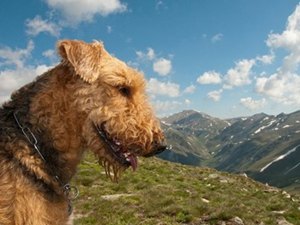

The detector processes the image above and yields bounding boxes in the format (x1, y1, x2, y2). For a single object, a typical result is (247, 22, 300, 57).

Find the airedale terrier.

(0, 40, 167, 225)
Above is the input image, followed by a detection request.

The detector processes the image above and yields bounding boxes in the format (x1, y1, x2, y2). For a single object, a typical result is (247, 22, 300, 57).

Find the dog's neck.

(6, 64, 87, 184)
(29, 65, 87, 178)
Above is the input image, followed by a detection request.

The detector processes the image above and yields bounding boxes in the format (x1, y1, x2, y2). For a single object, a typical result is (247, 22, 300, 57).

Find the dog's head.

(57, 40, 168, 179)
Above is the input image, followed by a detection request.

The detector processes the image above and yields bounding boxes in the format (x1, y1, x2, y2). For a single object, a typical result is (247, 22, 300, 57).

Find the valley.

(159, 110, 300, 194)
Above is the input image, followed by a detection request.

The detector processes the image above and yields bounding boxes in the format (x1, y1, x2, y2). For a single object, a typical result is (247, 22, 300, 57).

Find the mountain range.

(159, 110, 300, 194)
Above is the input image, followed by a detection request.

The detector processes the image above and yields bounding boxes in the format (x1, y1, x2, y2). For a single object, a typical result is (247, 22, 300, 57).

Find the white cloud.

(183, 84, 196, 94)
(0, 65, 52, 103)
(136, 48, 156, 61)
(135, 52, 143, 59)
(223, 59, 255, 88)
(266, 3, 300, 73)
(240, 97, 266, 110)
(107, 25, 112, 34)
(147, 78, 180, 97)
(147, 48, 156, 61)
(42, 49, 58, 63)
(0, 41, 53, 104)
(207, 89, 223, 102)
(267, 4, 300, 50)
(45, 0, 127, 24)
(197, 71, 222, 84)
(254, 4, 300, 105)
(256, 72, 300, 105)
(135, 48, 172, 76)
(0, 40, 34, 69)
(25, 15, 61, 37)
(126, 61, 143, 69)
(155, 0, 164, 10)
(152, 100, 182, 117)
(211, 33, 223, 43)
(185, 99, 191, 104)
(256, 53, 275, 65)
(153, 58, 172, 76)
(126, 60, 139, 69)
(43, 49, 55, 58)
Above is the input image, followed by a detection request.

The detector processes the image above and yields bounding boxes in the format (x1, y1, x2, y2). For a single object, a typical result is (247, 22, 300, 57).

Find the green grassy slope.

(72, 155, 300, 225)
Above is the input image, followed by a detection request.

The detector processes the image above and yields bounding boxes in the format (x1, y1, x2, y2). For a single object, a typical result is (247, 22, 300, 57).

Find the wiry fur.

(0, 40, 165, 225)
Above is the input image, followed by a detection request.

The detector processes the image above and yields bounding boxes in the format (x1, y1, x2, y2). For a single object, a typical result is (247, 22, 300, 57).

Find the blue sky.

(1, 0, 300, 118)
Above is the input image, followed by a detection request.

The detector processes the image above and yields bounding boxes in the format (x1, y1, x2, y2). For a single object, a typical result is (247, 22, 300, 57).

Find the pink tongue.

(128, 155, 138, 171)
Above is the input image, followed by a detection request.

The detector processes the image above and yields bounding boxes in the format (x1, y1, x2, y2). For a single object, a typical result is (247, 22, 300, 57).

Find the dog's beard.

(98, 157, 126, 182)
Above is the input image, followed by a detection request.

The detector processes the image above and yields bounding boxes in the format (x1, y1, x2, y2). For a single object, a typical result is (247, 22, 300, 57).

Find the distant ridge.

(159, 109, 300, 194)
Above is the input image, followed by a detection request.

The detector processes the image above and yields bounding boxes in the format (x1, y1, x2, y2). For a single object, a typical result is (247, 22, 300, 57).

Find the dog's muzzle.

(93, 121, 171, 167)
(143, 144, 172, 157)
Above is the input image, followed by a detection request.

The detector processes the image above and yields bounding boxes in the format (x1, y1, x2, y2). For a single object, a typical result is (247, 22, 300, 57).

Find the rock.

(201, 198, 210, 203)
(208, 173, 219, 179)
(220, 179, 229, 183)
(185, 189, 192, 195)
(101, 193, 134, 201)
(240, 173, 248, 177)
(272, 210, 286, 215)
(282, 191, 291, 199)
(264, 187, 279, 193)
(217, 222, 226, 225)
(277, 217, 294, 225)
(230, 216, 244, 225)
(241, 188, 248, 192)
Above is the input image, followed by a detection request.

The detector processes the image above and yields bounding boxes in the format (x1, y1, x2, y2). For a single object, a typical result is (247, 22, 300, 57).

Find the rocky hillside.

(159, 110, 300, 193)
(159, 110, 230, 165)
(73, 155, 300, 225)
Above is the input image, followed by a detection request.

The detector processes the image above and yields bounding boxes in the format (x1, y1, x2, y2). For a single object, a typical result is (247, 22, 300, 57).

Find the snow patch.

(225, 121, 231, 126)
(260, 145, 300, 172)
(253, 120, 277, 134)
(161, 121, 171, 126)
(285, 161, 300, 174)
(260, 117, 269, 123)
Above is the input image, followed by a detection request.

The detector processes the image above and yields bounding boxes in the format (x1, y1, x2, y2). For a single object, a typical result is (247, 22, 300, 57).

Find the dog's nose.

(143, 143, 172, 158)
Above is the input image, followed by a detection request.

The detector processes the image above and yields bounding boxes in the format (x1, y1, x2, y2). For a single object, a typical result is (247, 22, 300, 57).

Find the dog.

(0, 40, 167, 225)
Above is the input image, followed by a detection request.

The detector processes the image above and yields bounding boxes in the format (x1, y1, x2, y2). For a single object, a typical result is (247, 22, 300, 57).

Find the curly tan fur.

(0, 40, 165, 225)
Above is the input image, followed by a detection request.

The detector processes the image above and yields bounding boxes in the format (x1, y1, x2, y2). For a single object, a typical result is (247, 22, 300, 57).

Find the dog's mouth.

(93, 122, 138, 171)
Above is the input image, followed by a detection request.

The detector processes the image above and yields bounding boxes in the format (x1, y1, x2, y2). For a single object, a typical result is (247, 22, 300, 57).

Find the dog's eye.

(118, 86, 131, 97)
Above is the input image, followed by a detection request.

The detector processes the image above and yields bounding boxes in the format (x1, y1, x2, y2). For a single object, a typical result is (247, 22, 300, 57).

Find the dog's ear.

(57, 40, 104, 83)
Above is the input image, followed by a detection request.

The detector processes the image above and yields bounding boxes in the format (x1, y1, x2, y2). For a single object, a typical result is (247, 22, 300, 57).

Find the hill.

(159, 110, 230, 165)
(73, 155, 300, 225)
(159, 110, 300, 193)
